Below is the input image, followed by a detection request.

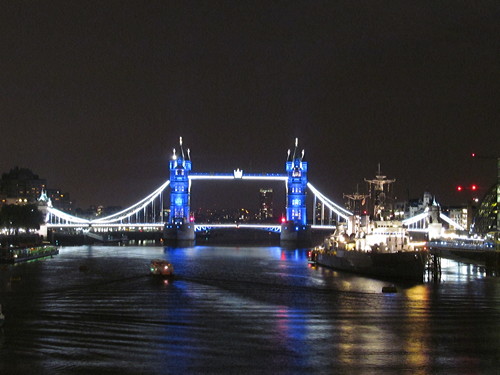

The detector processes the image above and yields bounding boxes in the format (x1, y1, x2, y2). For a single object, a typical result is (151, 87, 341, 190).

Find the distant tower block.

(259, 188, 274, 220)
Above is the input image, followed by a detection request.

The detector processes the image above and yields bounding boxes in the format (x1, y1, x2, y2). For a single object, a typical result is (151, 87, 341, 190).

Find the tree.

(0, 204, 45, 235)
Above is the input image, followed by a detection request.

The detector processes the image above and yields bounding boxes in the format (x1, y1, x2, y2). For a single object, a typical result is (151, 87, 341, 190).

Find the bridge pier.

(426, 253, 442, 281)
(280, 223, 311, 245)
(163, 221, 195, 242)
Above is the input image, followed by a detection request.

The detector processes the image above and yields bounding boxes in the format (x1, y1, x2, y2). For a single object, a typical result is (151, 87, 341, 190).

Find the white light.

(233, 169, 243, 179)
(188, 174, 288, 181)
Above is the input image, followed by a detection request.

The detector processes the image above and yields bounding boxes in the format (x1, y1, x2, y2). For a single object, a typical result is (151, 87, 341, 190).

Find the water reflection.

(401, 285, 431, 373)
(0, 245, 498, 374)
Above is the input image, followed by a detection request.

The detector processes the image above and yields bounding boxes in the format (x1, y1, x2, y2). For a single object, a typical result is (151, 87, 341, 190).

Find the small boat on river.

(150, 259, 174, 277)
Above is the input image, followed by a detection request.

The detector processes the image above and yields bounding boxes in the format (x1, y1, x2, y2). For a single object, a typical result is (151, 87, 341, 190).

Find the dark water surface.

(0, 245, 499, 374)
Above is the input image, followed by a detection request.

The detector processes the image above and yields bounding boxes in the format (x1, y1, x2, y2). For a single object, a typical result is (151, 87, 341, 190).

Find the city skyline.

(1, 2, 498, 209)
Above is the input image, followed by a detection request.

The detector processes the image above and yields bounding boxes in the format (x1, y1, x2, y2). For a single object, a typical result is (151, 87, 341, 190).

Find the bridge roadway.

(428, 240, 500, 275)
(46, 223, 336, 232)
(48, 223, 336, 246)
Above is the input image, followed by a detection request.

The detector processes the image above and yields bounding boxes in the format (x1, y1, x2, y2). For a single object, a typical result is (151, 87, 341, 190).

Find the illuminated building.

(471, 183, 498, 234)
(46, 189, 73, 212)
(259, 188, 273, 221)
(407, 192, 433, 218)
(443, 206, 471, 232)
(0, 167, 46, 204)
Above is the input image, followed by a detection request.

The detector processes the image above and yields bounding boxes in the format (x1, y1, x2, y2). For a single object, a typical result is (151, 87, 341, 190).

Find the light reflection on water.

(0, 244, 499, 374)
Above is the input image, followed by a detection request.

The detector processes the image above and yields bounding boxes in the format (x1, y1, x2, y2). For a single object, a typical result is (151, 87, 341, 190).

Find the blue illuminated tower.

(169, 137, 191, 223)
(281, 138, 310, 243)
(164, 137, 195, 242)
(285, 138, 308, 226)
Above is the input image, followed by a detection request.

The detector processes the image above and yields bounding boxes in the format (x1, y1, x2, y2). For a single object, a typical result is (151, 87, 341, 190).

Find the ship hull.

(314, 249, 428, 282)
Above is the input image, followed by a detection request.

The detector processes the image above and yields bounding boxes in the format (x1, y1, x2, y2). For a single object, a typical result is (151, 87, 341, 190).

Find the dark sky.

(1, 1, 498, 211)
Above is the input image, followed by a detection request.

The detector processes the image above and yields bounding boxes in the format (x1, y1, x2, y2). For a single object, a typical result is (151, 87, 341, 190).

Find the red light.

(189, 216, 195, 222)
(281, 217, 286, 223)
(471, 184, 477, 191)
(471, 152, 476, 157)
(457, 186, 463, 191)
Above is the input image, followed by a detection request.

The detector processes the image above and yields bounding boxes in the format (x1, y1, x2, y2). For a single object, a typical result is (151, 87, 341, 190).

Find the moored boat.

(310, 220, 429, 282)
(0, 244, 59, 263)
(310, 166, 430, 282)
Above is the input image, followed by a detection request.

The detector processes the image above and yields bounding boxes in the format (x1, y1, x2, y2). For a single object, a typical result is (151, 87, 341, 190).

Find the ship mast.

(344, 184, 370, 216)
(364, 163, 396, 220)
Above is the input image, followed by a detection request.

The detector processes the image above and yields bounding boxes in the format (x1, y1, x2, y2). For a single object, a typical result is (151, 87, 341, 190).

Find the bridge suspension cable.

(47, 180, 170, 225)
(439, 212, 465, 231)
(47, 207, 90, 224)
(92, 180, 170, 223)
(401, 211, 429, 227)
(307, 183, 352, 220)
(402, 208, 465, 231)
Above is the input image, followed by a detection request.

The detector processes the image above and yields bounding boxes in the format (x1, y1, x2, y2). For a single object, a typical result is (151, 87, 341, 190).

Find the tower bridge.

(43, 137, 463, 244)
(163, 137, 345, 243)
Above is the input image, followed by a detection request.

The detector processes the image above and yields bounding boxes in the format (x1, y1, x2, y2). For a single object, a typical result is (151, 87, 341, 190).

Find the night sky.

(1, 1, 498, 212)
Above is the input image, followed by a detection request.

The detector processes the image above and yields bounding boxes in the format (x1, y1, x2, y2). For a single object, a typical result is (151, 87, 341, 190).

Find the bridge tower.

(281, 138, 310, 242)
(163, 137, 195, 241)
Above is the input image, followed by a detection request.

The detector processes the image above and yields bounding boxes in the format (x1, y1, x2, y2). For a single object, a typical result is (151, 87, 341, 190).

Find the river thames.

(0, 245, 499, 374)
